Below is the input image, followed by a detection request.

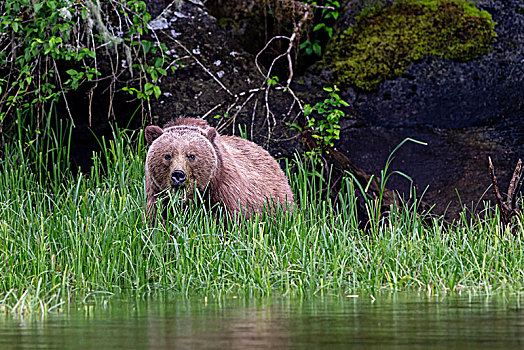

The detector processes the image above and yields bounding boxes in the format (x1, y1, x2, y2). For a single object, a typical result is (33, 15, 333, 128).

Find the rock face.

(310, 0, 524, 216)
(324, 0, 497, 91)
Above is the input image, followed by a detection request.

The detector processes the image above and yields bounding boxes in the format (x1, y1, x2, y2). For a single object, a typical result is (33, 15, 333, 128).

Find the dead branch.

(53, 60, 76, 127)
(488, 157, 523, 234)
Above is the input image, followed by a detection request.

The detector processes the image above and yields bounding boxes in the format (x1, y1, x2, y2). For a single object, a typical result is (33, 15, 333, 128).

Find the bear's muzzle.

(171, 169, 187, 189)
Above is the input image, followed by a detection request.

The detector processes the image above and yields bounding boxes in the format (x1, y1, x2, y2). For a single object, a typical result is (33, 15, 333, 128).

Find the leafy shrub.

(303, 86, 348, 150)
(0, 0, 166, 128)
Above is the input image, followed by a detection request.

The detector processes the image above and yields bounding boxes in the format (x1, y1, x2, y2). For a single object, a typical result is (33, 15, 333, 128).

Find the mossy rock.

(322, 0, 496, 91)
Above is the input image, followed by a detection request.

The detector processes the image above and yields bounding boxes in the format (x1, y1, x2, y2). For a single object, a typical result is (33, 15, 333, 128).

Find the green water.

(1, 293, 523, 349)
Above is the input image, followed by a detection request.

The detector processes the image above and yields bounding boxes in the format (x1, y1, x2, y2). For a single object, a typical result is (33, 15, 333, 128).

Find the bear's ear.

(205, 127, 218, 144)
(145, 125, 163, 145)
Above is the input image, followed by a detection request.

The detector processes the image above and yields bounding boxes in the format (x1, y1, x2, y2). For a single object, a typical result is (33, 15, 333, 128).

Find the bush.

(0, 0, 166, 130)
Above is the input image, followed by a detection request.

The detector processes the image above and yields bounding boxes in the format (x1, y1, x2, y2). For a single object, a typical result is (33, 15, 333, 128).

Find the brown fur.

(163, 117, 209, 129)
(145, 118, 294, 218)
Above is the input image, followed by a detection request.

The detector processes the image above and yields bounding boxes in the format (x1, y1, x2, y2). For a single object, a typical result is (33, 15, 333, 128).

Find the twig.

(53, 60, 76, 128)
(508, 159, 523, 209)
(488, 157, 505, 206)
(201, 102, 225, 120)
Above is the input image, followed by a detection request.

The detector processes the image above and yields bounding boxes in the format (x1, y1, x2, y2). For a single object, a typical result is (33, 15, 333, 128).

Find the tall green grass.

(0, 116, 523, 315)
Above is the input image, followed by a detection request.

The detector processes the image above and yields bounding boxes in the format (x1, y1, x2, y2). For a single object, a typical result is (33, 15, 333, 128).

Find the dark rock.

(320, 0, 524, 217)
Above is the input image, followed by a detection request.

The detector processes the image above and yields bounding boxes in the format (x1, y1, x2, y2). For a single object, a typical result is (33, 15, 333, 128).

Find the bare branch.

(489, 157, 523, 234)
(508, 159, 523, 209)
(53, 60, 76, 127)
(488, 157, 505, 206)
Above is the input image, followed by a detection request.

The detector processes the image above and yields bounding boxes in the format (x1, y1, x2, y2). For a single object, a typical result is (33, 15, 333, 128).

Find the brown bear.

(145, 118, 294, 218)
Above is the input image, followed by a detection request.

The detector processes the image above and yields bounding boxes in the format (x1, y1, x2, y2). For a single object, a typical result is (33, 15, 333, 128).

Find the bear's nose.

(171, 170, 187, 187)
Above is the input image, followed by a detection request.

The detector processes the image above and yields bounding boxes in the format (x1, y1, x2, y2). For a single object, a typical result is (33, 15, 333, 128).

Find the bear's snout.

(171, 169, 187, 188)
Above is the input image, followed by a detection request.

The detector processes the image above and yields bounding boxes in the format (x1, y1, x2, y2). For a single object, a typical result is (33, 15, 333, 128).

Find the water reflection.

(1, 293, 523, 349)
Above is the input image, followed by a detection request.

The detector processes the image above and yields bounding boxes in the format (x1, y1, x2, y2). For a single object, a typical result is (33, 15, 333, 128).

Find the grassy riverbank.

(0, 121, 523, 315)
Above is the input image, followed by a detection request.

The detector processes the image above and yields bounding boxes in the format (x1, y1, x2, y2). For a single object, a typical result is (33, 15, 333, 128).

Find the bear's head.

(145, 124, 219, 201)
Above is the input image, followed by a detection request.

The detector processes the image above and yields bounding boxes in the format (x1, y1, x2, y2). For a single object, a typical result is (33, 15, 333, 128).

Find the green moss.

(322, 0, 497, 91)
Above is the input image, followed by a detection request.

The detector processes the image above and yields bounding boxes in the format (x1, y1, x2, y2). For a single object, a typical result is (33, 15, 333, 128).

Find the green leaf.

(313, 23, 325, 32)
(34, 2, 44, 13)
(153, 57, 164, 68)
(142, 41, 154, 55)
(144, 83, 154, 95)
(153, 85, 161, 99)
(150, 70, 158, 82)
(313, 42, 322, 56)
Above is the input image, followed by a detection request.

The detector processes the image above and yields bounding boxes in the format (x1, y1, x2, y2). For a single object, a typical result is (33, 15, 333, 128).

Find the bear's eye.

(164, 154, 171, 161)
(187, 154, 196, 161)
